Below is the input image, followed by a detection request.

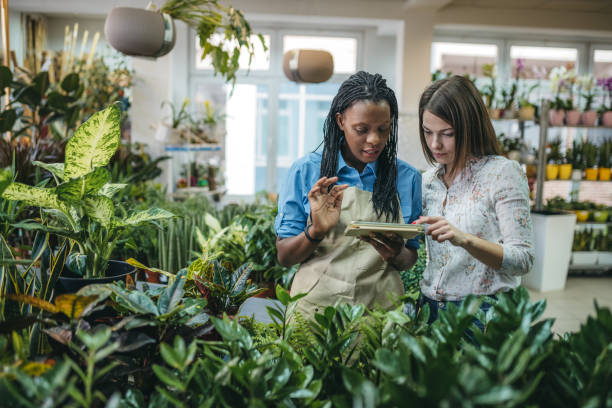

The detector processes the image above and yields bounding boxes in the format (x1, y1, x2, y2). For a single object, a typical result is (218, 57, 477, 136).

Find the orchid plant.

(481, 63, 497, 109)
(549, 65, 576, 110)
(578, 74, 596, 111)
(597, 77, 612, 112)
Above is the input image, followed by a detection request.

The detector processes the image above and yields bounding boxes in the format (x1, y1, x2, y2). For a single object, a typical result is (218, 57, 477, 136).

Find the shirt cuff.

(405, 238, 420, 250)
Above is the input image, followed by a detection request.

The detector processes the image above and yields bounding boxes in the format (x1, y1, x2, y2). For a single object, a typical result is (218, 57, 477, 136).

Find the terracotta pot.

(574, 210, 590, 223)
(488, 108, 501, 119)
(518, 106, 535, 121)
(585, 168, 599, 181)
(599, 167, 611, 181)
(580, 110, 598, 126)
(602, 111, 612, 127)
(565, 110, 580, 126)
(144, 269, 160, 283)
(548, 110, 565, 126)
(559, 163, 573, 180)
(546, 164, 559, 180)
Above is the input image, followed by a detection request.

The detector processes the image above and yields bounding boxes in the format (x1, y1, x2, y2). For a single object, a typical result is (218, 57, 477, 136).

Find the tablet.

(344, 221, 424, 239)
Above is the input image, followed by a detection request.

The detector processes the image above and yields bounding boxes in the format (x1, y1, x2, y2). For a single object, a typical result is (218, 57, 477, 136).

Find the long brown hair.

(418, 75, 500, 175)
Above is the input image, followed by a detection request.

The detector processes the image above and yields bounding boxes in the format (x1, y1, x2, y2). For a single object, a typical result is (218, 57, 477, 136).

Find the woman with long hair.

(275, 71, 422, 320)
(414, 75, 535, 327)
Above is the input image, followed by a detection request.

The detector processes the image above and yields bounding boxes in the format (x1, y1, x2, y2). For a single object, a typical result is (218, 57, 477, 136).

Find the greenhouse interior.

(0, 0, 611, 406)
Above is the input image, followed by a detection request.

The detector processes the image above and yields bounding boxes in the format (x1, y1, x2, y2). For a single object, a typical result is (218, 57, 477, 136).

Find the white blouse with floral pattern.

(420, 155, 535, 301)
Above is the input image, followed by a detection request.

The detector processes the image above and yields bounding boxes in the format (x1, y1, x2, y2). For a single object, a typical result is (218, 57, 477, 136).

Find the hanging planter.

(283, 49, 334, 83)
(105, 7, 176, 58)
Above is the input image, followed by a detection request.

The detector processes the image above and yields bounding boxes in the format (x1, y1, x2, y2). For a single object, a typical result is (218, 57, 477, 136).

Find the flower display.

(598, 77, 612, 111)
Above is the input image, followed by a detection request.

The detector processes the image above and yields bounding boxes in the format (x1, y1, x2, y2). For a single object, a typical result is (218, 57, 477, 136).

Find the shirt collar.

(337, 149, 378, 175)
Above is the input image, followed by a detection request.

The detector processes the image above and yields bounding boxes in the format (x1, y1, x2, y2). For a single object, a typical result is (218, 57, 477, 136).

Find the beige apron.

(290, 186, 405, 321)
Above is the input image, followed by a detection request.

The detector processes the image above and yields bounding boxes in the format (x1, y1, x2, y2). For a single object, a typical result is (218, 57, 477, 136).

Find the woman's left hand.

(360, 232, 404, 262)
(414, 215, 469, 247)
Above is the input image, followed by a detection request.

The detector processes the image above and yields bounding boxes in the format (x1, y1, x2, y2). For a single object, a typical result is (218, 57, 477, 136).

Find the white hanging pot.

(105, 7, 176, 58)
(283, 49, 334, 83)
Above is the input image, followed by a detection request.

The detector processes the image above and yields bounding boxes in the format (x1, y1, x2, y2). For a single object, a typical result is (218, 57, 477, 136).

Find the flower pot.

(546, 164, 559, 180)
(574, 210, 590, 223)
(507, 150, 521, 162)
(602, 111, 612, 127)
(571, 251, 598, 266)
(57, 260, 137, 294)
(597, 252, 612, 266)
(599, 167, 611, 181)
(548, 109, 565, 126)
(518, 106, 535, 121)
(558, 163, 573, 180)
(502, 108, 517, 119)
(585, 167, 599, 181)
(565, 109, 580, 126)
(488, 108, 501, 119)
(592, 210, 609, 223)
(571, 169, 583, 180)
(105, 7, 176, 58)
(580, 110, 598, 126)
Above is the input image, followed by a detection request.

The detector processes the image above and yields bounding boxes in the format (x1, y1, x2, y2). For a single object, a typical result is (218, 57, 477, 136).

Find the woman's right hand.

(307, 176, 349, 239)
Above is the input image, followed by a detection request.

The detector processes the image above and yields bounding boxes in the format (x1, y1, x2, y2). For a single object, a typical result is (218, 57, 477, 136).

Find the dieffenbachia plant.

(1, 105, 173, 278)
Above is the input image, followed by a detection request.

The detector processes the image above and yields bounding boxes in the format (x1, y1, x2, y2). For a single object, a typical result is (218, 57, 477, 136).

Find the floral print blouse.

(420, 155, 534, 301)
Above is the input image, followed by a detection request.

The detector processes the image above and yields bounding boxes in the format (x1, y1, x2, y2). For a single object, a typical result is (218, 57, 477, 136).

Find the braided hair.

(320, 71, 400, 222)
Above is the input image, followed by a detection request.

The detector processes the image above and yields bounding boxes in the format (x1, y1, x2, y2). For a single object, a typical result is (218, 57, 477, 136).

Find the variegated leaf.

(64, 105, 120, 179)
(2, 183, 61, 209)
(0, 168, 11, 194)
(99, 183, 128, 198)
(119, 207, 174, 226)
(56, 168, 111, 203)
(204, 213, 222, 233)
(83, 195, 114, 228)
(33, 161, 65, 181)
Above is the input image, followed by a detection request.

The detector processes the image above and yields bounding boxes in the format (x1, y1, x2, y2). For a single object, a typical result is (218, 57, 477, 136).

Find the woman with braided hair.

(275, 71, 422, 320)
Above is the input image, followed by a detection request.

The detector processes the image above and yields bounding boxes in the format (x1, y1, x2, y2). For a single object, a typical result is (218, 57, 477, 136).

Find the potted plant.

(518, 81, 538, 121)
(559, 147, 573, 180)
(156, 98, 191, 144)
(563, 66, 580, 126)
(598, 77, 612, 127)
(598, 139, 611, 181)
(569, 140, 585, 180)
(548, 66, 568, 126)
(579, 74, 598, 126)
(546, 138, 562, 179)
(481, 63, 500, 119)
(1, 105, 174, 290)
(592, 203, 609, 223)
(583, 142, 599, 180)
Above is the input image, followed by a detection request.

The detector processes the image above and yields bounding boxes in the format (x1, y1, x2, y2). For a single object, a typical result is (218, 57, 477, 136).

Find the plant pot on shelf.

(546, 164, 559, 180)
(571, 169, 583, 180)
(585, 168, 599, 181)
(574, 210, 590, 223)
(571, 251, 598, 266)
(558, 163, 573, 180)
(518, 106, 535, 121)
(565, 110, 581, 126)
(502, 108, 517, 119)
(599, 167, 611, 181)
(548, 110, 565, 126)
(602, 111, 612, 127)
(57, 260, 138, 294)
(592, 210, 609, 223)
(580, 110, 598, 126)
(507, 150, 521, 162)
(488, 108, 501, 119)
(598, 252, 612, 266)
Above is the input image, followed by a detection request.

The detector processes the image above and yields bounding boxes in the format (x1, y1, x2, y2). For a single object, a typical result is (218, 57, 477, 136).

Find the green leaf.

(2, 182, 62, 209)
(0, 168, 11, 195)
(56, 168, 111, 203)
(0, 65, 12, 88)
(119, 207, 174, 226)
(152, 365, 186, 391)
(99, 183, 127, 198)
(83, 195, 114, 228)
(64, 105, 121, 179)
(77, 327, 111, 351)
(33, 161, 65, 181)
(33, 71, 50, 95)
(158, 269, 186, 314)
(205, 212, 222, 233)
(0, 108, 17, 132)
(61, 72, 80, 93)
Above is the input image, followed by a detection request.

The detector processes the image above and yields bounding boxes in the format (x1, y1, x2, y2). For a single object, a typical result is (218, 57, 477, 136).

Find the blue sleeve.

(274, 161, 310, 238)
(399, 167, 422, 250)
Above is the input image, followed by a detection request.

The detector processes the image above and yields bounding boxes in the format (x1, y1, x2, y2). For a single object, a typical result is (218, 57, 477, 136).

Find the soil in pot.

(56, 260, 138, 294)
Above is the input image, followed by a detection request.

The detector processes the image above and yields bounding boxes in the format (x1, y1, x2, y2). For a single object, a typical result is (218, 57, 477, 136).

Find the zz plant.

(1, 105, 174, 278)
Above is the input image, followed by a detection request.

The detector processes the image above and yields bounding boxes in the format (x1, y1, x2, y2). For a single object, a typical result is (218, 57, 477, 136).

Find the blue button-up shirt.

(275, 150, 422, 249)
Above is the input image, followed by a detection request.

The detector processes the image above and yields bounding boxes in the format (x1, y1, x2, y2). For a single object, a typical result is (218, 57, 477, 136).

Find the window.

(594, 49, 612, 79)
(283, 35, 357, 74)
(431, 42, 497, 77)
(195, 33, 271, 71)
(510, 46, 578, 79)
